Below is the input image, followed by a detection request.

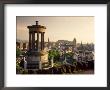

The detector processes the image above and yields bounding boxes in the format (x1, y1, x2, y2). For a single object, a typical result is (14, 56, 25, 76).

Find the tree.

(16, 48, 22, 58)
(48, 50, 60, 62)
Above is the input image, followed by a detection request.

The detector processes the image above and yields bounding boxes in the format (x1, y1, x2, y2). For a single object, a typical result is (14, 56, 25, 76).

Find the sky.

(17, 16, 94, 43)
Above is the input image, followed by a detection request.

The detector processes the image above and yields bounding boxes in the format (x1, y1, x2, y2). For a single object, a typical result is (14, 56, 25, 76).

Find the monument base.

(26, 50, 48, 69)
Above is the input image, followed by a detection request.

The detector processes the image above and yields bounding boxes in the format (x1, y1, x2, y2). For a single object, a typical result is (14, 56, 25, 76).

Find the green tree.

(16, 48, 22, 58)
(48, 50, 60, 62)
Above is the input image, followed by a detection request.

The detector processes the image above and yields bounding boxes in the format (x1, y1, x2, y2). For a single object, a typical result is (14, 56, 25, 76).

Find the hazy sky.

(17, 16, 94, 43)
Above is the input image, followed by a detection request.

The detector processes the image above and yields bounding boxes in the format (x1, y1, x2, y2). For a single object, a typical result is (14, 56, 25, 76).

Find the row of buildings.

(16, 38, 94, 62)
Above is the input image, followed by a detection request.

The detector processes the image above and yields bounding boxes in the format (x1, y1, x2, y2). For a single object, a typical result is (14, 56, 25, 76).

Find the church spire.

(73, 37, 76, 47)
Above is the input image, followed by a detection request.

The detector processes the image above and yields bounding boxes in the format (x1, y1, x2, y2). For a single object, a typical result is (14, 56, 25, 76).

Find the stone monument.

(26, 21, 48, 69)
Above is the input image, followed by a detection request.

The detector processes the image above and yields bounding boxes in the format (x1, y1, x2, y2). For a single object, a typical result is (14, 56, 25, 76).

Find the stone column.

(39, 59, 42, 70)
(41, 33, 43, 50)
(33, 32, 35, 50)
(42, 32, 45, 50)
(36, 32, 39, 51)
(41, 32, 44, 50)
(32, 32, 35, 50)
(29, 32, 31, 51)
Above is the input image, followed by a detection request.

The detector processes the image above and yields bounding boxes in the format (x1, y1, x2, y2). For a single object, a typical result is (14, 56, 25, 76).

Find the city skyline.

(17, 16, 94, 43)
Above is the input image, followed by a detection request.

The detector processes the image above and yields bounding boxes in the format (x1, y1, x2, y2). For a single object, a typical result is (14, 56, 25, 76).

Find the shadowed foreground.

(17, 60, 94, 74)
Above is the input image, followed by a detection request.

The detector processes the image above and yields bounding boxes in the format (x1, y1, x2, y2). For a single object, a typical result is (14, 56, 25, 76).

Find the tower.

(26, 21, 48, 69)
(73, 38, 76, 47)
(72, 38, 77, 52)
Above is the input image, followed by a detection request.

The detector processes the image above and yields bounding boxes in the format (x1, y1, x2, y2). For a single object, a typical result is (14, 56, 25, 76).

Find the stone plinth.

(27, 50, 48, 69)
